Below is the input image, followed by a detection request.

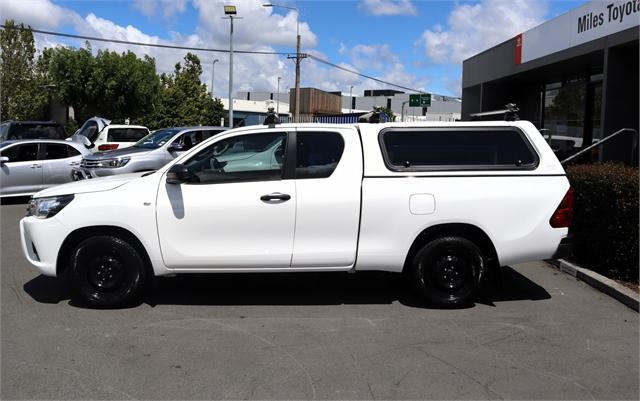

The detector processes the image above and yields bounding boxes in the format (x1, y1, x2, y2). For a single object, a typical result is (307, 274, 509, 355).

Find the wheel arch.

(402, 223, 499, 274)
(56, 225, 153, 277)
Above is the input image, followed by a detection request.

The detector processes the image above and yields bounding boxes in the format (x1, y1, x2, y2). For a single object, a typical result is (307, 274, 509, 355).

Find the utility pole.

(263, 3, 306, 122)
(401, 100, 409, 122)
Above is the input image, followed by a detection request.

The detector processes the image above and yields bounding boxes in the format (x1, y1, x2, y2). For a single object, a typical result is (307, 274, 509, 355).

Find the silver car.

(0, 139, 91, 197)
(72, 126, 227, 180)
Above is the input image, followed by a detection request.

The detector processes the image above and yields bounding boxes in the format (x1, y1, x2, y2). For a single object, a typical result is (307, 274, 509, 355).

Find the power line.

(0, 24, 289, 56)
(308, 54, 427, 94)
(1, 24, 429, 94)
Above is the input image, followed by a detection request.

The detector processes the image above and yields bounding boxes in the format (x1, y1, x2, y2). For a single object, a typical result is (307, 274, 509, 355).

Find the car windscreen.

(133, 129, 181, 149)
(7, 123, 66, 140)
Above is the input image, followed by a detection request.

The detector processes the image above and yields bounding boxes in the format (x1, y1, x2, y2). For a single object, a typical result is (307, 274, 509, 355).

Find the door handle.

(30, 164, 41, 169)
(260, 192, 291, 202)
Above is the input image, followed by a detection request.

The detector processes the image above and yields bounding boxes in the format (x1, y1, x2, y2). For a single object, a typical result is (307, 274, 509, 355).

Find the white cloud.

(132, 0, 189, 19)
(192, 0, 317, 49)
(419, 0, 548, 64)
(359, 0, 417, 16)
(0, 0, 84, 30)
(339, 43, 399, 71)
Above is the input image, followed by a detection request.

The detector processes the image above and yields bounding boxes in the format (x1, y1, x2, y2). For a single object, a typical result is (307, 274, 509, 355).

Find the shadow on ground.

(23, 266, 550, 309)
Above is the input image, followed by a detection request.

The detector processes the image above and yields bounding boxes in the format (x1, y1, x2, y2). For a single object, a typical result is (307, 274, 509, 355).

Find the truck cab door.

(155, 130, 296, 269)
(290, 128, 363, 268)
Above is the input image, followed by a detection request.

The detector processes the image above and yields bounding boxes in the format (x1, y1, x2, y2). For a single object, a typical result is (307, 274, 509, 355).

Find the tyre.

(410, 236, 484, 307)
(70, 235, 149, 308)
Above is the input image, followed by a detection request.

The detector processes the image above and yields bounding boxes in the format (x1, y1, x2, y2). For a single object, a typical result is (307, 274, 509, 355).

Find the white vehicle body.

(20, 121, 571, 307)
(70, 117, 150, 152)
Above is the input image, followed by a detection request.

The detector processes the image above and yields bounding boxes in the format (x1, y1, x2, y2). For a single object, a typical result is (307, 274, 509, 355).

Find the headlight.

(101, 157, 130, 168)
(27, 195, 74, 219)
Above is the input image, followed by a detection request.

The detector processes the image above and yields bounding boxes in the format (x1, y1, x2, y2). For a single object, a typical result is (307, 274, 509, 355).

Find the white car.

(1, 139, 91, 197)
(20, 121, 572, 308)
(71, 117, 150, 152)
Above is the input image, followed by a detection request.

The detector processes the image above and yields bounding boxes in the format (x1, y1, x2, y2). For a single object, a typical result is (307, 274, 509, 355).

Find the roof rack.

(470, 103, 519, 121)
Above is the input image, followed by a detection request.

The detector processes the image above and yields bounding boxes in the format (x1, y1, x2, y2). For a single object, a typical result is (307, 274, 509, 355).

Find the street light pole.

(211, 58, 219, 97)
(277, 76, 281, 115)
(401, 100, 409, 122)
(223, 5, 239, 128)
(349, 85, 354, 114)
(263, 3, 303, 122)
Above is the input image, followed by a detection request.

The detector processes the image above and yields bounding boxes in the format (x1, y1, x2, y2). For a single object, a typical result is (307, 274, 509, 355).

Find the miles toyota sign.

(515, 0, 639, 65)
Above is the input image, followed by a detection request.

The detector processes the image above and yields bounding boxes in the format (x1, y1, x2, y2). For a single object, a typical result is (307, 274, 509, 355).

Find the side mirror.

(168, 143, 183, 152)
(166, 164, 190, 184)
(0, 156, 9, 164)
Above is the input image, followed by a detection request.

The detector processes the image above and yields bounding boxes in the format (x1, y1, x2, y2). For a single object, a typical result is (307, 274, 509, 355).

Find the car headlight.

(101, 157, 130, 168)
(27, 195, 74, 219)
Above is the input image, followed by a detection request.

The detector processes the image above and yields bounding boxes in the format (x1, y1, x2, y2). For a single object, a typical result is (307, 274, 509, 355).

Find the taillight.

(550, 187, 574, 228)
(98, 144, 119, 151)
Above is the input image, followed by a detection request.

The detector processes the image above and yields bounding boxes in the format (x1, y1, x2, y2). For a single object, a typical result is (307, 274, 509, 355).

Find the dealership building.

(462, 0, 639, 163)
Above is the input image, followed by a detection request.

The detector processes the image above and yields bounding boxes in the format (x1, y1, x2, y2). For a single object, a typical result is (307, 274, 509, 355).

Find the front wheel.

(70, 235, 149, 308)
(410, 236, 484, 307)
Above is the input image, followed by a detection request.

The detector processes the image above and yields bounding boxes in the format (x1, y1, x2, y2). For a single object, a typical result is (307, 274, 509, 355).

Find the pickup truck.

(20, 121, 573, 308)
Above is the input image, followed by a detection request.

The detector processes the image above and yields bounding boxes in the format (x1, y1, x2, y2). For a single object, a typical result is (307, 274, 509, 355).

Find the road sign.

(409, 93, 431, 107)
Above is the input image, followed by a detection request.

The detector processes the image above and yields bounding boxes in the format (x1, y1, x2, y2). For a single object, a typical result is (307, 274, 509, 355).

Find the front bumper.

(71, 166, 123, 181)
(20, 216, 69, 277)
(552, 236, 573, 260)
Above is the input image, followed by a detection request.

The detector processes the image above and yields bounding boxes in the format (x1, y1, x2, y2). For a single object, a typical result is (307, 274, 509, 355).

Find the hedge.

(566, 163, 639, 283)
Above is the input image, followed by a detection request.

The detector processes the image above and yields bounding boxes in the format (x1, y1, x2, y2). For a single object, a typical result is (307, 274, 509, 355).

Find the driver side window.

(183, 132, 287, 184)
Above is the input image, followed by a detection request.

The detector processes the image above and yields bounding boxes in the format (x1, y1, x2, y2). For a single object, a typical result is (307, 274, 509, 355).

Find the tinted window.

(67, 146, 81, 157)
(43, 144, 70, 160)
(1, 144, 39, 162)
(296, 132, 344, 179)
(183, 132, 287, 184)
(107, 128, 149, 142)
(78, 121, 99, 142)
(381, 129, 537, 170)
(7, 123, 65, 140)
(133, 129, 180, 149)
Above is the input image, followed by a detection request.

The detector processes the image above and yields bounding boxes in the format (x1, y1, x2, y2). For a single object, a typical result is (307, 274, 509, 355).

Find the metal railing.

(560, 128, 638, 165)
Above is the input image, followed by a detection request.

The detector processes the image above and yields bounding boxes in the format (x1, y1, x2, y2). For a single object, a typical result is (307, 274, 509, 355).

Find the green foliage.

(44, 45, 160, 124)
(373, 106, 396, 122)
(1, 20, 49, 121)
(567, 163, 639, 282)
(144, 53, 224, 130)
(64, 117, 79, 137)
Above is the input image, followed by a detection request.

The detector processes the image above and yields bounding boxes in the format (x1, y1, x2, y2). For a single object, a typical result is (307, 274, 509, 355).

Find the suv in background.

(0, 121, 66, 142)
(72, 126, 227, 180)
(70, 117, 150, 152)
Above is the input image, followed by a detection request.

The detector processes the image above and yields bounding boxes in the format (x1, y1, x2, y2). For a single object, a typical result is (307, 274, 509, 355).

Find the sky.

(0, 0, 589, 98)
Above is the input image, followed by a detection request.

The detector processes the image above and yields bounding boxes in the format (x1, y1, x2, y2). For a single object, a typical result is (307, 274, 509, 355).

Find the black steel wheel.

(70, 235, 149, 308)
(410, 236, 484, 307)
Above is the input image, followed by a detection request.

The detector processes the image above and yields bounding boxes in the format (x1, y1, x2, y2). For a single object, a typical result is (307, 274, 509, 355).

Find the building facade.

(462, 0, 639, 164)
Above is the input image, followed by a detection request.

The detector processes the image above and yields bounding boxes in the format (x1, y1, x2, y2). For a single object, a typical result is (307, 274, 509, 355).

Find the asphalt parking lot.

(1, 199, 638, 400)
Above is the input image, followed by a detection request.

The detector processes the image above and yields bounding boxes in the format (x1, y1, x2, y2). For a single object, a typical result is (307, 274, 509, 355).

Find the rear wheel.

(410, 236, 484, 307)
(70, 235, 149, 308)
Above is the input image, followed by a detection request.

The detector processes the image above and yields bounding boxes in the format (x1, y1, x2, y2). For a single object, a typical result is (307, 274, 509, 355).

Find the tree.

(44, 45, 160, 124)
(0, 20, 49, 121)
(145, 53, 224, 129)
(373, 106, 396, 122)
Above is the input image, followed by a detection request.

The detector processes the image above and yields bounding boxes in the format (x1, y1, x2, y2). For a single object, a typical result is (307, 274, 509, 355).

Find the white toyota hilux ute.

(20, 121, 573, 308)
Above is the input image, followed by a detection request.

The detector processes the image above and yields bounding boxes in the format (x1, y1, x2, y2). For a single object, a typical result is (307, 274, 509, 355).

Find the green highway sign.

(409, 93, 431, 107)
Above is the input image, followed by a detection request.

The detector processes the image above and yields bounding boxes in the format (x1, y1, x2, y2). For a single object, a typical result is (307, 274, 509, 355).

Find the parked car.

(20, 121, 572, 308)
(70, 117, 150, 152)
(0, 121, 66, 142)
(71, 126, 227, 180)
(1, 139, 90, 197)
